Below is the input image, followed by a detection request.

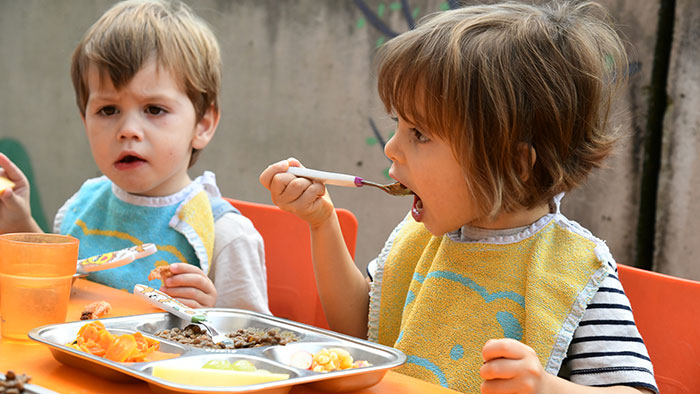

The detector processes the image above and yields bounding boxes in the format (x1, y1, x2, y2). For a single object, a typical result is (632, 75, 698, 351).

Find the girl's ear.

(517, 142, 536, 182)
(191, 105, 220, 150)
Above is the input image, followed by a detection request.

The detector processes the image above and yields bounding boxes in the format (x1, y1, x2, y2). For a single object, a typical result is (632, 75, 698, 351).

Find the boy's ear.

(191, 105, 220, 150)
(517, 142, 536, 182)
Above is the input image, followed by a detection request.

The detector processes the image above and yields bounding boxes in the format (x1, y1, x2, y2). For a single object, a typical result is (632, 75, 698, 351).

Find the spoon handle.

(286, 167, 362, 188)
(134, 284, 207, 323)
(77, 243, 157, 274)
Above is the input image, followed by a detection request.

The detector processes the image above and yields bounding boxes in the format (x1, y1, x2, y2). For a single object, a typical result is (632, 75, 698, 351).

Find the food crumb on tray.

(80, 300, 112, 320)
(1, 370, 31, 394)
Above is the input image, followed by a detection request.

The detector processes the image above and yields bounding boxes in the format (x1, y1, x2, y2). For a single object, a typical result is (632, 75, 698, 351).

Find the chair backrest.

(224, 198, 358, 329)
(617, 264, 700, 393)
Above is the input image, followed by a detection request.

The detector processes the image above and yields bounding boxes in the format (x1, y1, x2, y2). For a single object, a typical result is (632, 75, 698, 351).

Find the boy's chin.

(109, 178, 153, 196)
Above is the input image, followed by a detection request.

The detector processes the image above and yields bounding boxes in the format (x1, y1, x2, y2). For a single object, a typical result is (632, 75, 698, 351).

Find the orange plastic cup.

(0, 233, 79, 341)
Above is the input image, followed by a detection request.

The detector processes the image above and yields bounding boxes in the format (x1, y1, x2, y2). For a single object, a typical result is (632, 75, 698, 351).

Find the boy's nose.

(116, 114, 144, 141)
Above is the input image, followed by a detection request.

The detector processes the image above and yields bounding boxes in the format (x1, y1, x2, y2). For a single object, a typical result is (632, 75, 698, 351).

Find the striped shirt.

(561, 261, 657, 392)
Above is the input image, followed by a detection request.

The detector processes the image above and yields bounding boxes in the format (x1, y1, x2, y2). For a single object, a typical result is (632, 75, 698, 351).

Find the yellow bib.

(377, 217, 608, 392)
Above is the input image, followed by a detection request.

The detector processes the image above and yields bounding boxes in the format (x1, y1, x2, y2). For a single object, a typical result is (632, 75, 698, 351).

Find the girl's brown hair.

(377, 1, 628, 218)
(71, 0, 221, 166)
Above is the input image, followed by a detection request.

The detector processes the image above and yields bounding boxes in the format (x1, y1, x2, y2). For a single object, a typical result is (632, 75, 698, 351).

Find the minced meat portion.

(154, 324, 298, 350)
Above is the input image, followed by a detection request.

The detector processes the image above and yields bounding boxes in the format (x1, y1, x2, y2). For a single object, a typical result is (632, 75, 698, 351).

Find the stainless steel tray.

(28, 309, 405, 394)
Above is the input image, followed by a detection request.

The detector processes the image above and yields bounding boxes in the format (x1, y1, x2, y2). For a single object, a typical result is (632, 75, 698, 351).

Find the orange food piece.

(81, 300, 112, 320)
(105, 334, 137, 362)
(68, 321, 177, 362)
(148, 265, 173, 281)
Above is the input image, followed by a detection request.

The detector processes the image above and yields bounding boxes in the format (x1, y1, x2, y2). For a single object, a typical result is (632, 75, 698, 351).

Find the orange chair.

(224, 198, 358, 329)
(617, 264, 700, 393)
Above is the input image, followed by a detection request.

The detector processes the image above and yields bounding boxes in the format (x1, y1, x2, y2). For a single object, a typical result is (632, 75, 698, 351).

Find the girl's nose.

(384, 130, 402, 163)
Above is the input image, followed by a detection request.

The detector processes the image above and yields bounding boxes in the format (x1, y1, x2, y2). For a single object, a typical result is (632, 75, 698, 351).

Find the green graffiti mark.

(412, 7, 420, 19)
(377, 3, 386, 18)
(376, 36, 385, 47)
(357, 17, 366, 28)
(439, 2, 450, 11)
(383, 167, 391, 180)
(390, 2, 402, 11)
(366, 137, 378, 146)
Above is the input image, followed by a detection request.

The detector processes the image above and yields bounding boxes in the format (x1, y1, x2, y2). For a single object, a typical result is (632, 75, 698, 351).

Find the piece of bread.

(0, 176, 15, 193)
(80, 300, 112, 320)
(148, 265, 173, 281)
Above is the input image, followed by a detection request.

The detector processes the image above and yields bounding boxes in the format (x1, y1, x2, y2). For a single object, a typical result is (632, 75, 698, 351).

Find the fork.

(133, 284, 233, 346)
(286, 167, 413, 196)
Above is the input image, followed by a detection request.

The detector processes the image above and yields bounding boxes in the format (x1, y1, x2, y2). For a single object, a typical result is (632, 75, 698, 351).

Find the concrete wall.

(1, 1, 697, 280)
(655, 0, 700, 278)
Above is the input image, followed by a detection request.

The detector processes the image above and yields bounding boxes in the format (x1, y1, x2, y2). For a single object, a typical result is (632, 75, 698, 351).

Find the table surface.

(0, 279, 458, 394)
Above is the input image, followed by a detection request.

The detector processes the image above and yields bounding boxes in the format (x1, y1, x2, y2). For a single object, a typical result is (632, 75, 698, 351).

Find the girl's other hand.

(0, 153, 41, 233)
(159, 262, 217, 308)
(480, 338, 553, 393)
(259, 158, 335, 228)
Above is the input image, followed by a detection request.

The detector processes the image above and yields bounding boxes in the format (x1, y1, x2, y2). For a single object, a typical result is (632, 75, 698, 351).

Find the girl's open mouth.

(411, 194, 424, 222)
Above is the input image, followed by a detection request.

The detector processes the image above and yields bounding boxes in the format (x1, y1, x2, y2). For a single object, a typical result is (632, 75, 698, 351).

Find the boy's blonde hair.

(377, 1, 628, 217)
(71, 0, 221, 166)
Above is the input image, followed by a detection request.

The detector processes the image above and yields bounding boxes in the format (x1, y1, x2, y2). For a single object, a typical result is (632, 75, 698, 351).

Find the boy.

(0, 0, 269, 313)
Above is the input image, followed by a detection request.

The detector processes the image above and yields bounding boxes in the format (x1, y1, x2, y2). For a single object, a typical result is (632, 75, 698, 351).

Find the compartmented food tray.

(28, 309, 406, 394)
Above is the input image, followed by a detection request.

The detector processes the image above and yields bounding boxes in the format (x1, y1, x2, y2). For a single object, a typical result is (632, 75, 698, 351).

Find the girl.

(260, 1, 656, 393)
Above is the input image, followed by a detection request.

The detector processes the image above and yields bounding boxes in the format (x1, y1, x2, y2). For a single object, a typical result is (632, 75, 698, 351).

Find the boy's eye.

(145, 106, 166, 115)
(98, 106, 118, 116)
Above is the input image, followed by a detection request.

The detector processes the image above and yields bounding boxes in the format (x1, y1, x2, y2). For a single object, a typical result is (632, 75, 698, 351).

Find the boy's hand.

(159, 263, 216, 308)
(480, 338, 553, 393)
(259, 158, 335, 228)
(0, 153, 41, 233)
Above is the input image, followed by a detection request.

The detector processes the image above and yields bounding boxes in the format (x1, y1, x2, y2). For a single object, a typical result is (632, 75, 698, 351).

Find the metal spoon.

(286, 167, 413, 196)
(133, 284, 233, 346)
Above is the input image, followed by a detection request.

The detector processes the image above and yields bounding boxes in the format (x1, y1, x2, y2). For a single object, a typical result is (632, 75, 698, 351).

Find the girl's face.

(384, 113, 480, 236)
(82, 59, 217, 196)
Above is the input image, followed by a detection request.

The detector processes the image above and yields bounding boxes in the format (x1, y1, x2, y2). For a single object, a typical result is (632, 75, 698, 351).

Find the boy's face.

(81, 59, 218, 197)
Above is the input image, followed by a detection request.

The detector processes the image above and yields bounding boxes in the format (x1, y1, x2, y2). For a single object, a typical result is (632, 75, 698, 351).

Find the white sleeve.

(564, 262, 658, 393)
(53, 190, 81, 233)
(210, 212, 270, 314)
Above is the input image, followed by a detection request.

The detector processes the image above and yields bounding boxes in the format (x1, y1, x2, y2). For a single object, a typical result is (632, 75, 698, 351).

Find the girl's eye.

(98, 106, 118, 116)
(145, 106, 166, 115)
(411, 128, 430, 143)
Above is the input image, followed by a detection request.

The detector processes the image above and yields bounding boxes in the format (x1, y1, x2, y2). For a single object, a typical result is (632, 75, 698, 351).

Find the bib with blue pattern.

(377, 216, 607, 392)
(58, 175, 237, 292)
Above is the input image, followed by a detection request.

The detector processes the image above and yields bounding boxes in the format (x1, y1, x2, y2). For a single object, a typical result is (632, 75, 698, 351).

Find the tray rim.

(28, 308, 406, 393)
